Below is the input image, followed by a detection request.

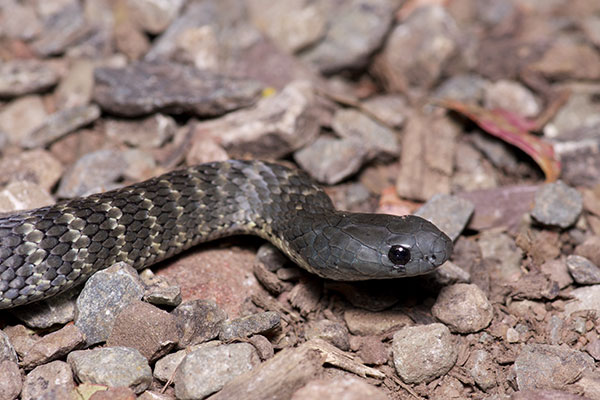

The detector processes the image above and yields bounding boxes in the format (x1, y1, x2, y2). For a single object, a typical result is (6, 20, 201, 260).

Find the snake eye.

(388, 245, 410, 265)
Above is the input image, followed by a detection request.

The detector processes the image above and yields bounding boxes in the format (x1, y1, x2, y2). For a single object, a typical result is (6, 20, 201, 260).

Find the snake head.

(304, 213, 453, 281)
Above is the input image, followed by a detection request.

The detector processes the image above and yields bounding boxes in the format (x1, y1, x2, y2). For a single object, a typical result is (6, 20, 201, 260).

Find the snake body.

(0, 160, 452, 309)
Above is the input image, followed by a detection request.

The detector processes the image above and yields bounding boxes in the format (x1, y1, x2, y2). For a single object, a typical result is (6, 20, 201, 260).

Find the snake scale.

(0, 160, 452, 309)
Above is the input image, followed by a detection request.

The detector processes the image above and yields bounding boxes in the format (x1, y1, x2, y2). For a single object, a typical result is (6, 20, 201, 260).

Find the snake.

(0, 160, 452, 309)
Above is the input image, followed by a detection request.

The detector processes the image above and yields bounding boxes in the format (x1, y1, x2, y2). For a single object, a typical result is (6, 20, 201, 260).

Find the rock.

(0, 0, 41, 40)
(142, 280, 182, 307)
(138, 390, 173, 400)
(466, 349, 496, 391)
(484, 80, 540, 118)
(31, 0, 90, 56)
(541, 259, 573, 289)
(171, 300, 228, 348)
(432, 283, 493, 333)
(373, 5, 460, 91)
(531, 181, 583, 228)
(185, 137, 229, 166)
(511, 389, 591, 400)
(54, 59, 95, 109)
(0, 149, 63, 192)
(0, 360, 22, 400)
(288, 279, 322, 316)
(344, 308, 412, 336)
(2, 325, 35, 361)
(56, 149, 128, 198)
(11, 285, 79, 329)
(104, 114, 176, 149)
(478, 230, 523, 282)
(68, 347, 152, 394)
(415, 194, 474, 241)
(530, 40, 600, 80)
(174, 343, 260, 399)
(248, 335, 274, 360)
(433, 74, 490, 104)
(0, 59, 58, 98)
(196, 80, 319, 159)
(392, 323, 457, 384)
(21, 324, 85, 369)
(513, 344, 594, 390)
(574, 236, 600, 267)
(93, 62, 261, 117)
(301, 0, 396, 73)
(75, 262, 145, 345)
(546, 93, 600, 139)
(331, 108, 399, 160)
(21, 361, 75, 400)
(305, 319, 350, 351)
(355, 336, 388, 365)
(566, 255, 600, 285)
(219, 311, 281, 341)
(565, 285, 600, 315)
(253, 262, 291, 295)
(106, 301, 179, 362)
(291, 376, 388, 400)
(22, 104, 101, 149)
(0, 330, 18, 363)
(360, 94, 409, 128)
(0, 182, 54, 213)
(153, 342, 218, 383)
(433, 261, 471, 285)
(0, 95, 47, 144)
(294, 136, 368, 184)
(127, 0, 185, 34)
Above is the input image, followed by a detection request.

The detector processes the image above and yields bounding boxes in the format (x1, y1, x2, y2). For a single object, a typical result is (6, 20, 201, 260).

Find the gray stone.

(305, 319, 350, 351)
(566, 255, 600, 285)
(56, 149, 128, 198)
(415, 194, 474, 241)
(291, 376, 388, 400)
(127, 0, 185, 34)
(514, 344, 594, 391)
(0, 95, 48, 144)
(294, 136, 368, 184)
(0, 330, 18, 363)
(0, 149, 63, 192)
(0, 360, 22, 400)
(2, 325, 37, 360)
(31, 0, 89, 56)
(344, 308, 412, 336)
(433, 261, 471, 285)
(21, 324, 85, 369)
(75, 262, 145, 345)
(21, 361, 74, 400)
(172, 300, 227, 347)
(301, 0, 396, 73)
(484, 80, 540, 118)
(565, 285, 600, 315)
(433, 74, 490, 104)
(360, 94, 409, 128)
(12, 285, 78, 329)
(174, 343, 260, 400)
(153, 342, 219, 383)
(0, 60, 58, 98)
(54, 59, 95, 109)
(541, 259, 573, 289)
(105, 114, 176, 149)
(93, 62, 262, 117)
(531, 181, 583, 228)
(466, 349, 496, 391)
(0, 182, 54, 213)
(67, 347, 152, 394)
(478, 230, 523, 282)
(219, 311, 281, 341)
(0, 0, 42, 40)
(392, 323, 457, 384)
(23, 104, 101, 149)
(432, 283, 493, 333)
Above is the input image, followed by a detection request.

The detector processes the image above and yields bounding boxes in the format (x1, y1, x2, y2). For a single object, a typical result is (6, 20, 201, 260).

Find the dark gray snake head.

(305, 213, 453, 281)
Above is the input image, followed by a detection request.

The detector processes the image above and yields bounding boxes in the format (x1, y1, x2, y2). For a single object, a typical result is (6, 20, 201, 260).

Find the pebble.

(54, 59, 95, 109)
(248, 335, 274, 361)
(174, 343, 260, 400)
(253, 262, 291, 295)
(484, 79, 540, 118)
(466, 349, 496, 391)
(353, 336, 389, 365)
(566, 255, 600, 285)
(360, 94, 409, 128)
(0, 149, 63, 193)
(433, 261, 471, 285)
(574, 236, 600, 267)
(478, 230, 523, 282)
(219, 311, 281, 341)
(86, 386, 136, 400)
(305, 319, 350, 351)
(0, 95, 48, 144)
(374, 5, 459, 91)
(432, 283, 494, 333)
(143, 284, 181, 307)
(392, 323, 458, 384)
(331, 109, 399, 160)
(0, 59, 59, 98)
(432, 74, 490, 104)
(195, 80, 319, 159)
(513, 344, 594, 391)
(31, 1, 89, 56)
(171, 300, 228, 347)
(291, 376, 388, 400)
(531, 41, 600, 81)
(0, 330, 19, 363)
(56, 149, 128, 198)
(540, 259, 574, 289)
(21, 323, 85, 369)
(564, 285, 600, 316)
(153, 342, 218, 383)
(301, 0, 395, 73)
(75, 262, 145, 346)
(93, 62, 261, 117)
(185, 137, 229, 166)
(138, 391, 173, 400)
(104, 114, 176, 149)
(22, 360, 74, 400)
(126, 0, 185, 34)
(294, 136, 367, 184)
(415, 194, 474, 241)
(0, 182, 54, 213)
(22, 104, 101, 149)
(531, 181, 583, 228)
(3, 325, 37, 360)
(12, 285, 78, 329)
(546, 93, 600, 139)
(67, 347, 152, 394)
(0, 360, 22, 400)
(106, 301, 179, 362)
(344, 308, 412, 336)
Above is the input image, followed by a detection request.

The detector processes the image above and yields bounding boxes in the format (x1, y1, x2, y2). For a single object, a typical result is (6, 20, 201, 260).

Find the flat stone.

(127, 0, 185, 34)
(219, 311, 281, 341)
(392, 323, 457, 384)
(415, 194, 474, 241)
(513, 344, 594, 391)
(566, 255, 600, 285)
(93, 62, 261, 117)
(574, 236, 600, 267)
(174, 343, 260, 400)
(11, 285, 79, 329)
(565, 285, 600, 315)
(21, 360, 74, 400)
(344, 308, 412, 336)
(433, 74, 490, 104)
(291, 376, 388, 400)
(75, 262, 145, 346)
(0, 59, 58, 98)
(107, 301, 179, 362)
(31, 0, 90, 56)
(0, 330, 18, 363)
(21, 324, 85, 369)
(305, 319, 350, 351)
(104, 114, 176, 149)
(531, 181, 582, 228)
(67, 347, 152, 394)
(355, 336, 388, 365)
(170, 299, 226, 348)
(478, 230, 523, 283)
(0, 0, 42, 40)
(0, 95, 48, 144)
(360, 94, 409, 128)
(54, 58, 95, 109)
(531, 40, 600, 80)
(484, 79, 540, 118)
(0, 360, 22, 400)
(0, 182, 54, 213)
(465, 349, 496, 391)
(432, 283, 493, 333)
(0, 149, 63, 192)
(2, 325, 36, 361)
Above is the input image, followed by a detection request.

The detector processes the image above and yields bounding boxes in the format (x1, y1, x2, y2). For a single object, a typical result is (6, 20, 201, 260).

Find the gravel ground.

(1, 1, 600, 399)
